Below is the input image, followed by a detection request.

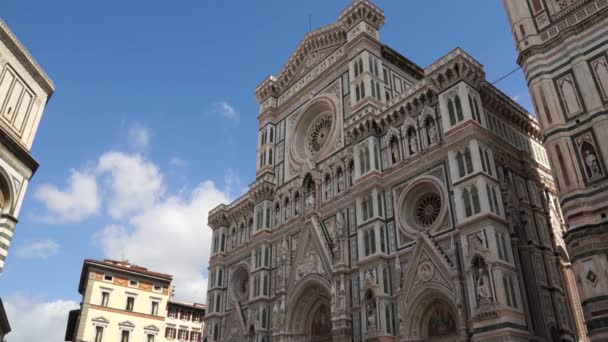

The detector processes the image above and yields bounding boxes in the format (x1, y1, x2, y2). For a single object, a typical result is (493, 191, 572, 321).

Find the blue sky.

(0, 1, 532, 340)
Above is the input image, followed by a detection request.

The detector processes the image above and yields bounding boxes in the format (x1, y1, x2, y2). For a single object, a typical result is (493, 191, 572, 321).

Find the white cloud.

(33, 169, 101, 224)
(127, 122, 151, 149)
(95, 180, 229, 302)
(210, 101, 239, 122)
(169, 157, 188, 168)
(223, 168, 248, 199)
(14, 240, 60, 259)
(97, 151, 165, 220)
(3, 293, 78, 342)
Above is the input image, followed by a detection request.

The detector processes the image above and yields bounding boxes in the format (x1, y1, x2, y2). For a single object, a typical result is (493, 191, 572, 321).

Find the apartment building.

(165, 301, 205, 341)
(65, 259, 173, 342)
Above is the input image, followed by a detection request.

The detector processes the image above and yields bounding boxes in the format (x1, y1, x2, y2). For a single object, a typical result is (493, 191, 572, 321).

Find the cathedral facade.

(205, 1, 583, 341)
(503, 1, 608, 340)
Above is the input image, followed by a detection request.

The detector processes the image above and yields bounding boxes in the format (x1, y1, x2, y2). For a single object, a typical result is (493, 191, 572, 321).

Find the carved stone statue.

(306, 191, 316, 208)
(585, 149, 601, 178)
(428, 119, 437, 144)
(337, 170, 344, 193)
(272, 301, 279, 328)
(477, 273, 491, 304)
(338, 276, 346, 311)
(331, 282, 336, 314)
(280, 238, 288, 262)
(367, 302, 376, 331)
(390, 138, 400, 164)
(409, 134, 418, 154)
(336, 212, 345, 238)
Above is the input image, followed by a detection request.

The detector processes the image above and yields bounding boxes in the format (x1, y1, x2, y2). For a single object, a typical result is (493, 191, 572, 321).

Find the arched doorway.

(286, 276, 332, 342)
(401, 288, 460, 341)
(423, 299, 458, 340)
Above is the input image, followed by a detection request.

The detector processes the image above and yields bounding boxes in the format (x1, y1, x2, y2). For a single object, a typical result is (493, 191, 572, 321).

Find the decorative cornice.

(338, 0, 385, 32)
(381, 45, 424, 80)
(0, 18, 55, 98)
(255, 23, 347, 103)
(0, 124, 38, 174)
(518, 0, 608, 65)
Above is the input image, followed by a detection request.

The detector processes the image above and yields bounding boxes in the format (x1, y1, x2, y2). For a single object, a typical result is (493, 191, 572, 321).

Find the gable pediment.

(288, 219, 333, 289)
(401, 234, 455, 303)
(256, 23, 346, 101)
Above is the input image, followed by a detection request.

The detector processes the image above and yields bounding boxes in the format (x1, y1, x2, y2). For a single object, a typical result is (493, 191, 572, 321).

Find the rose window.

(397, 177, 447, 236)
(306, 113, 332, 156)
(414, 192, 441, 228)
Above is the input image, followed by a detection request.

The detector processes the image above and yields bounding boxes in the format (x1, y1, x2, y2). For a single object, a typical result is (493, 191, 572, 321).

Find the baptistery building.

(205, 1, 583, 341)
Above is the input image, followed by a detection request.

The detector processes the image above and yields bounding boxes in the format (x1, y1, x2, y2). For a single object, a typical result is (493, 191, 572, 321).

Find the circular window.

(230, 267, 250, 303)
(396, 177, 447, 237)
(289, 98, 338, 166)
(306, 113, 332, 156)
(415, 192, 441, 228)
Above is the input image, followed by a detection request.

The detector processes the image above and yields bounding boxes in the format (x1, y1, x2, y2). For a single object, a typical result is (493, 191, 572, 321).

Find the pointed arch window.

(487, 184, 495, 213)
(471, 185, 481, 214)
(448, 99, 456, 126)
(455, 95, 464, 122)
(464, 148, 473, 174)
(491, 186, 500, 216)
(283, 198, 290, 220)
(463, 189, 472, 217)
(265, 207, 271, 229)
(348, 160, 355, 188)
(484, 149, 493, 175)
(294, 192, 301, 216)
(469, 94, 476, 121)
(274, 203, 280, 226)
(457, 152, 465, 178)
(479, 146, 487, 172)
(369, 229, 376, 254)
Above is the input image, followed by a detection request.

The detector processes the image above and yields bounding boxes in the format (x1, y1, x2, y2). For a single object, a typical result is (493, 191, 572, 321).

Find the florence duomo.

(2, 0, 608, 341)
(204, 0, 607, 341)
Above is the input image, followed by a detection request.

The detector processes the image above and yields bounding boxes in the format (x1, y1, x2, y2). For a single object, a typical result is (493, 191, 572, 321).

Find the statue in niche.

(331, 282, 336, 314)
(294, 193, 301, 215)
(336, 212, 345, 238)
(305, 178, 316, 209)
(272, 301, 279, 329)
(366, 293, 377, 331)
(558, 76, 581, 115)
(390, 137, 400, 164)
(338, 275, 346, 311)
(427, 117, 437, 145)
(407, 127, 418, 154)
(580, 141, 603, 180)
(472, 255, 492, 305)
(477, 273, 491, 303)
(280, 238, 288, 262)
(336, 169, 344, 193)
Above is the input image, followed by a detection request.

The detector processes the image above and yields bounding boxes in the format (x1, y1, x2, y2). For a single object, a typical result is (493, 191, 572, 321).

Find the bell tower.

(503, 1, 608, 340)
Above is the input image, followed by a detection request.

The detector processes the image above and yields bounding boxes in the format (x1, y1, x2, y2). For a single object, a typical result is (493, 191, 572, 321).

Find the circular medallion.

(417, 261, 434, 282)
(305, 51, 319, 69)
